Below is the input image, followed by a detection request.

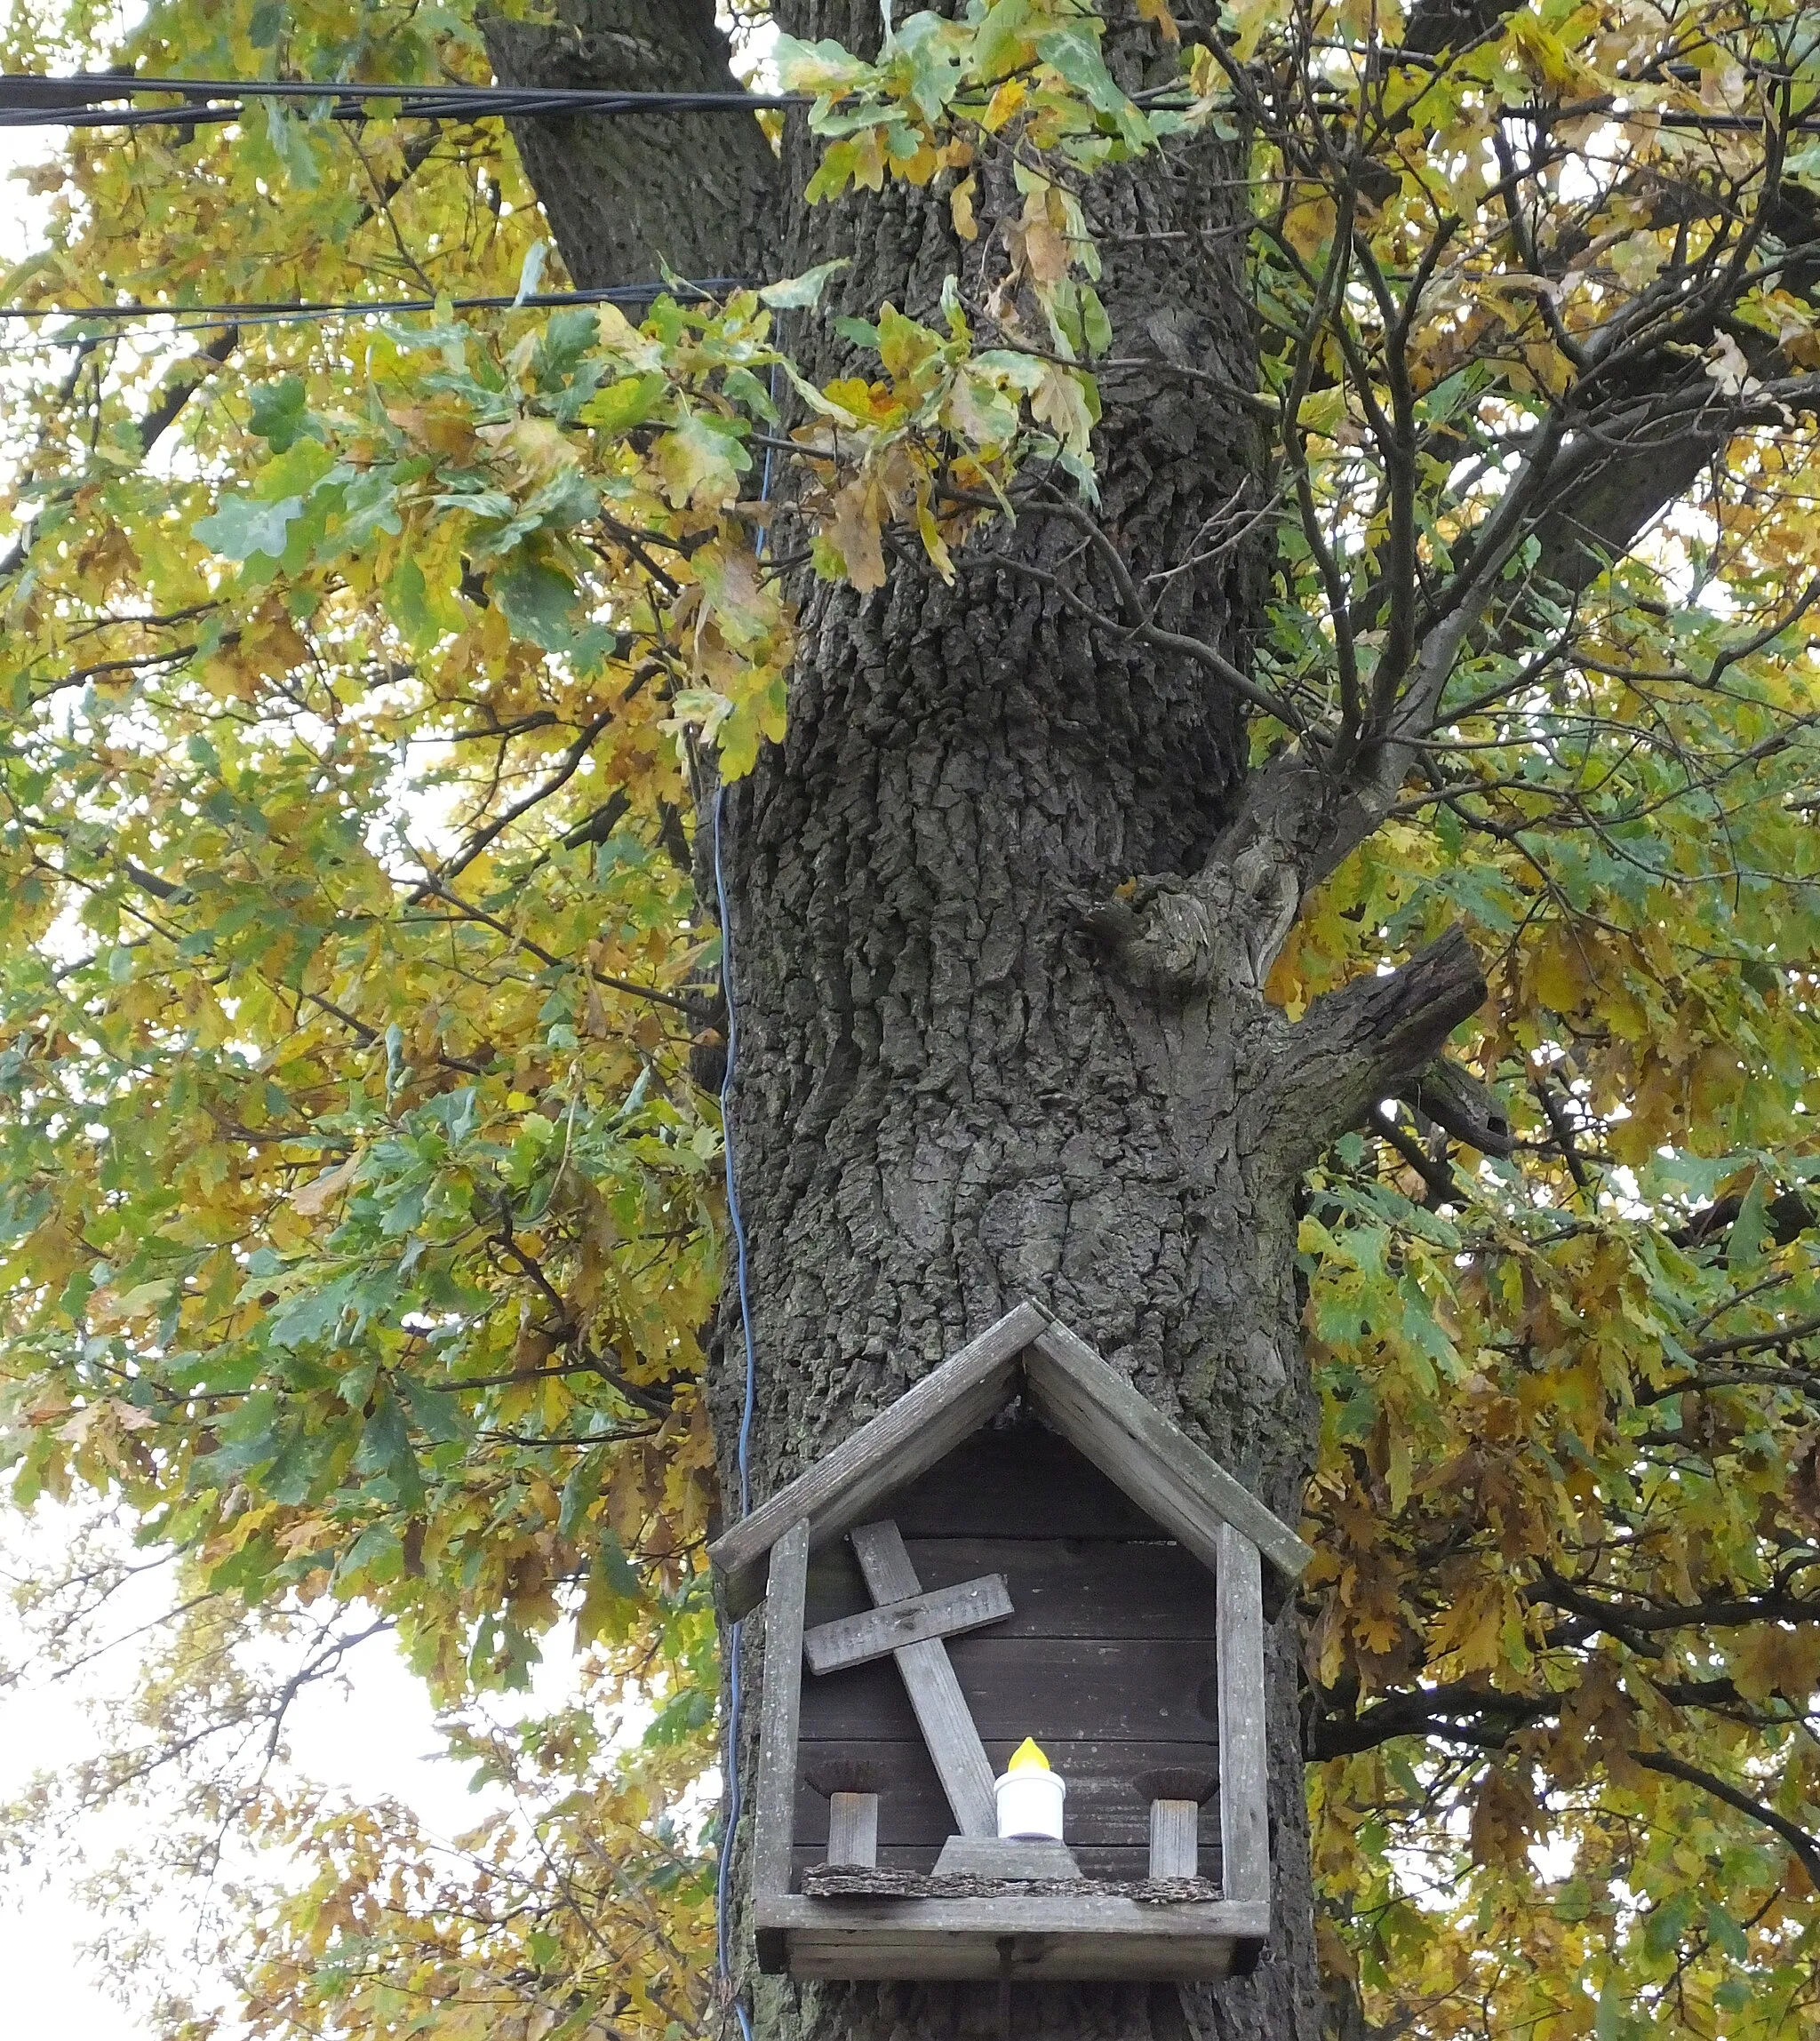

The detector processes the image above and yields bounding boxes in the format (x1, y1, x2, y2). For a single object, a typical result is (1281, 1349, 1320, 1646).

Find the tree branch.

(1632, 1749, 1820, 1891)
(1306, 1678, 1551, 1761)
(1410, 1056, 1514, 1156)
(1262, 925, 1488, 1165)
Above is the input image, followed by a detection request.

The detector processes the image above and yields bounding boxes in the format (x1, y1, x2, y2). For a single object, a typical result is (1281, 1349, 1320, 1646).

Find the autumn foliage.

(1, 1, 1819, 2037)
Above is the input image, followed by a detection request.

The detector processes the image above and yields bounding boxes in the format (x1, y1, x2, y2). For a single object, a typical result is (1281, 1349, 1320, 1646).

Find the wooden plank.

(794, 1738, 1221, 1848)
(793, 1842, 1175, 1884)
(806, 1536, 1218, 1638)
(752, 1519, 810, 1924)
(781, 1933, 1244, 1982)
(754, 1892, 1270, 1981)
(803, 1865, 1218, 1901)
(802, 1572, 1013, 1675)
(931, 1836, 1081, 1878)
(759, 1893, 1267, 1937)
(850, 1520, 999, 1837)
(866, 1424, 1163, 1539)
(708, 1304, 1042, 1616)
(798, 1634, 1220, 1742)
(1026, 1319, 1315, 1585)
(1217, 1520, 1270, 1906)
(825, 1791, 877, 1868)
(1149, 1799, 1199, 1879)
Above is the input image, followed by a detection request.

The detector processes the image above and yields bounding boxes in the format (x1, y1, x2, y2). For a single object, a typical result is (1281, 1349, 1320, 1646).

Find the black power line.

(0, 281, 751, 329)
(5, 67, 1816, 140)
(0, 73, 803, 130)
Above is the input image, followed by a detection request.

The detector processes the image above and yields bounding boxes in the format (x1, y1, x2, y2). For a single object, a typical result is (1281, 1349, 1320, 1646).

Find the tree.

(3, 3, 1820, 2040)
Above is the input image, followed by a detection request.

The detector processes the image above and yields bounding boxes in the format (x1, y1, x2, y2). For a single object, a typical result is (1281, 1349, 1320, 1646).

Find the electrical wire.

(9, 66, 1820, 140)
(0, 73, 803, 128)
(0, 281, 750, 329)
(711, 780, 758, 2041)
(710, 371, 780, 2041)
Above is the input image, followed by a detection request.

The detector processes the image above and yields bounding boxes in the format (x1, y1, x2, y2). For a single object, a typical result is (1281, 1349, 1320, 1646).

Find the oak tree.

(3, 3, 1820, 2040)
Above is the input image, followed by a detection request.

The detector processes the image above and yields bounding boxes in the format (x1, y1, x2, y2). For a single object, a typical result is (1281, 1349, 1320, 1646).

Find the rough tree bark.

(479, 1, 780, 283)
(493, 7, 1486, 2039)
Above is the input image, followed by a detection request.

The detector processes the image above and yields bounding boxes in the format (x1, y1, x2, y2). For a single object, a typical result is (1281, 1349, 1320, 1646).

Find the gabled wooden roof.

(707, 1302, 1313, 1617)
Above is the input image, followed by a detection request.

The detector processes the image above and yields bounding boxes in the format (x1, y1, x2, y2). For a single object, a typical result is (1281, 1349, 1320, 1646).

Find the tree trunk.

(493, 8, 1483, 2038)
(480, 0, 780, 284)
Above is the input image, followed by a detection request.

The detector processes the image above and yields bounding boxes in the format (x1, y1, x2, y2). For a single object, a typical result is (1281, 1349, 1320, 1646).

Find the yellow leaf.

(1135, 0, 1181, 43)
(1733, 1625, 1820, 1702)
(915, 490, 954, 582)
(826, 479, 887, 593)
(1228, 0, 1278, 62)
(983, 79, 1027, 132)
(1530, 937, 1590, 1016)
(951, 173, 978, 243)
(1284, 195, 1337, 260)
(291, 1151, 362, 1217)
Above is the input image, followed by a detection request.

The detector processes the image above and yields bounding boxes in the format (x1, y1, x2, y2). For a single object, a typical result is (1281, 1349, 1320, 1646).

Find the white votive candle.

(994, 1736, 1066, 1841)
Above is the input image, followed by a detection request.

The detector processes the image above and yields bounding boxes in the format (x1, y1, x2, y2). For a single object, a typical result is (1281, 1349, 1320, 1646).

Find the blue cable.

(715, 791, 761, 1525)
(712, 374, 779, 2041)
(713, 782, 758, 2041)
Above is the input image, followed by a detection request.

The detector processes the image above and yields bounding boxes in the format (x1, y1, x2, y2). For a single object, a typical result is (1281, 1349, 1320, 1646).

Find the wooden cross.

(801, 1518, 1011, 1837)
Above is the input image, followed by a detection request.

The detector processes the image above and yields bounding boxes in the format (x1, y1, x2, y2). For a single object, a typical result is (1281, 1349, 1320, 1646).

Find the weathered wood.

(802, 1754, 882, 1797)
(780, 1934, 1247, 1983)
(754, 1891, 1271, 1981)
(826, 1791, 878, 1868)
(1216, 1519, 1270, 1906)
(792, 1843, 1173, 1884)
(707, 1305, 1044, 1616)
(854, 1423, 1164, 1541)
(761, 1892, 1266, 1936)
(711, 1308, 1315, 1615)
(798, 1634, 1219, 1742)
(1148, 1798, 1199, 1879)
(849, 1519, 999, 1837)
(806, 1533, 1218, 1638)
(753, 1519, 810, 1954)
(932, 1836, 1081, 1879)
(1131, 1766, 1218, 1804)
(795, 1739, 1219, 1849)
(803, 1866, 1219, 1902)
(722, 1315, 1289, 1987)
(1026, 1316, 1315, 1585)
(802, 1571, 1013, 1674)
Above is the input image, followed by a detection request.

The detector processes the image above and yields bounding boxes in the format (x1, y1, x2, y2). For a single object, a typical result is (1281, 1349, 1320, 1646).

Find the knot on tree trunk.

(1074, 849, 1301, 997)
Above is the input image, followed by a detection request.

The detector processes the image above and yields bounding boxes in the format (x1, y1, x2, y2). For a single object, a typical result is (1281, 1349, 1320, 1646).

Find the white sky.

(0, 1504, 506, 2041)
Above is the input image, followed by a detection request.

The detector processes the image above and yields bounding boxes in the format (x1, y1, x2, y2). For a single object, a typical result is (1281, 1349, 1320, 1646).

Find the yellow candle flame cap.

(1007, 1737, 1050, 1774)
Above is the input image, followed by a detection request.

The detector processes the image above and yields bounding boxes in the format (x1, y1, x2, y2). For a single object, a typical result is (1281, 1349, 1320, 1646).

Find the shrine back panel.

(794, 1418, 1222, 1884)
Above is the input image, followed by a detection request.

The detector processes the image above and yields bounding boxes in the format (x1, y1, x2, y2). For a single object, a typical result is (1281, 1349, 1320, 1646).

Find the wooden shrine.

(706, 1301, 1313, 1982)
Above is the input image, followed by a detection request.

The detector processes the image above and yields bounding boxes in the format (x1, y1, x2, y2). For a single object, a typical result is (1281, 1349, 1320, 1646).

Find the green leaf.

(655, 406, 751, 508)
(491, 560, 583, 651)
(759, 259, 850, 310)
(385, 554, 435, 650)
(514, 238, 549, 306)
(579, 371, 671, 436)
(772, 34, 874, 100)
(1704, 1901, 1749, 1960)
(248, 377, 318, 452)
(193, 494, 307, 562)
(1727, 1173, 1769, 1271)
